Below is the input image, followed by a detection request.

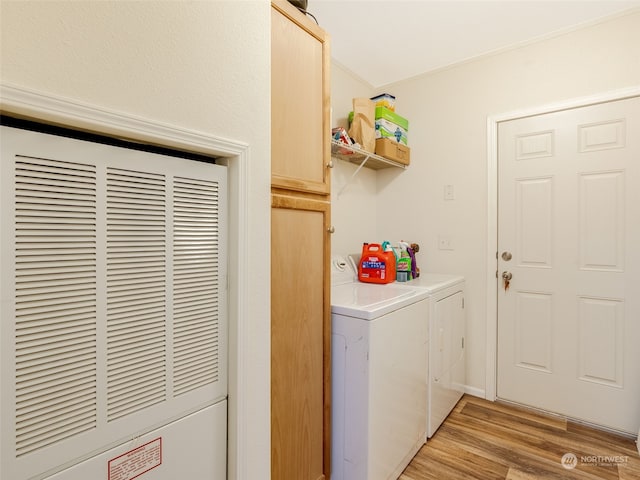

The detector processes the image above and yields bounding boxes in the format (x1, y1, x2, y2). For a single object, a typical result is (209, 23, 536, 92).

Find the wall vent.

(14, 156, 98, 457)
(1, 126, 228, 480)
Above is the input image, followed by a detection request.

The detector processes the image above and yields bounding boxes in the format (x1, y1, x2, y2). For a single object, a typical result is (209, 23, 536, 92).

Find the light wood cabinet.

(271, 0, 331, 195)
(271, 194, 330, 480)
(270, 2, 331, 480)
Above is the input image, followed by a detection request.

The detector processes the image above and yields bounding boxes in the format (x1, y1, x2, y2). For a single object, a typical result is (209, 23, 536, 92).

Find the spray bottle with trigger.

(396, 241, 411, 281)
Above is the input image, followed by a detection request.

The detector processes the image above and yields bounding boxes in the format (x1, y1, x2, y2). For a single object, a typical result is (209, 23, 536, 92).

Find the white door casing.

(495, 96, 640, 434)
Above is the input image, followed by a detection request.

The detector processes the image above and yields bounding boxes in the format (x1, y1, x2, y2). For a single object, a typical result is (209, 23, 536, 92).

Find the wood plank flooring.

(400, 395, 640, 480)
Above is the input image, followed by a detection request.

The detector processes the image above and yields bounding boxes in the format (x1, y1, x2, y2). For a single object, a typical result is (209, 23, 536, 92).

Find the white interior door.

(497, 96, 640, 434)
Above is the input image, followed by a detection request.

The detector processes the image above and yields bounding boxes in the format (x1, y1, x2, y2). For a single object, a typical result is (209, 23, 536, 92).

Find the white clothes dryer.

(398, 274, 466, 438)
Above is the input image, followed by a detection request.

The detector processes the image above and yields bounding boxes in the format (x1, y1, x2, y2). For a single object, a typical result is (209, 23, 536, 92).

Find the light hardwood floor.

(400, 395, 640, 480)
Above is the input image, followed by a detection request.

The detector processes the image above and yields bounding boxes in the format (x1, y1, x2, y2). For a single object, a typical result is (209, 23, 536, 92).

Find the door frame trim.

(485, 85, 640, 401)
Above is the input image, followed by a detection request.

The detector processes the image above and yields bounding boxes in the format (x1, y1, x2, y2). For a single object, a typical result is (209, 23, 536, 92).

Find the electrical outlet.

(438, 235, 454, 250)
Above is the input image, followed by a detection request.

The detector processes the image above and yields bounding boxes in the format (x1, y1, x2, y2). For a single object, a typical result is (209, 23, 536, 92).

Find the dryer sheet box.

(375, 106, 408, 145)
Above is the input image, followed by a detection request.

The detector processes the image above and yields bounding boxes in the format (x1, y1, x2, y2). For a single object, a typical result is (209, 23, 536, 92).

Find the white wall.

(0, 1, 270, 479)
(332, 10, 640, 395)
(330, 62, 379, 256)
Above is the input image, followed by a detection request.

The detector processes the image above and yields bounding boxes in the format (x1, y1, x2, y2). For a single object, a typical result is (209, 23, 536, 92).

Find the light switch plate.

(444, 184, 455, 200)
(438, 235, 454, 250)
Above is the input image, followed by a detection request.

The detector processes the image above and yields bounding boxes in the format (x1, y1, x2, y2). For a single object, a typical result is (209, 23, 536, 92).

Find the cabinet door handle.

(327, 226, 335, 234)
(326, 160, 334, 169)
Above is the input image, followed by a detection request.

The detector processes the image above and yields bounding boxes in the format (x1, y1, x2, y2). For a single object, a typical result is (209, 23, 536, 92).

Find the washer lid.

(331, 282, 428, 320)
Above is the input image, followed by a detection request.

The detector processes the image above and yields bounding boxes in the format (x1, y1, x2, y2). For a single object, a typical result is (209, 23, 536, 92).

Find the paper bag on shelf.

(348, 97, 375, 153)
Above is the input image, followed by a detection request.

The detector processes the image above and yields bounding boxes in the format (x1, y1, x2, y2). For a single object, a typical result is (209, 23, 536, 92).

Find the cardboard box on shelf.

(375, 138, 410, 165)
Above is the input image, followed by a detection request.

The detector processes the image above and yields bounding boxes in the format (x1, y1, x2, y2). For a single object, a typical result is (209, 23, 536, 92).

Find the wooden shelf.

(330, 139, 408, 170)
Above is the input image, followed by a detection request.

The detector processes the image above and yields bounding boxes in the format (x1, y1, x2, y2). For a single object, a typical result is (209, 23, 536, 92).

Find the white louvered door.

(0, 125, 227, 480)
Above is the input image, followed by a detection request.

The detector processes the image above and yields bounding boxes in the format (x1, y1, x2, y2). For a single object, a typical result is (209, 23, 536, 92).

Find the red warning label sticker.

(108, 437, 162, 480)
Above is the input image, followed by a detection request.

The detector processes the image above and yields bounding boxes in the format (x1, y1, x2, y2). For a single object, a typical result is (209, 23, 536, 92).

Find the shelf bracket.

(330, 139, 407, 198)
(337, 152, 371, 197)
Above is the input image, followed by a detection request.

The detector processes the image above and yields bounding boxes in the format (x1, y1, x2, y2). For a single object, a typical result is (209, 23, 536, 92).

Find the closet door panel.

(271, 2, 330, 195)
(271, 194, 329, 480)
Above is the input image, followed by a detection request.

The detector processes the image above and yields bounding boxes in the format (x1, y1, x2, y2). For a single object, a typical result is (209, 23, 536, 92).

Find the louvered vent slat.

(107, 267, 164, 278)
(107, 303, 166, 320)
(173, 303, 218, 317)
(175, 331, 218, 348)
(108, 339, 165, 358)
(16, 339, 96, 360)
(16, 415, 97, 457)
(107, 308, 166, 323)
(16, 411, 96, 447)
(16, 352, 96, 379)
(109, 379, 166, 403)
(175, 343, 219, 365)
(174, 316, 217, 331)
(13, 156, 97, 457)
(16, 370, 95, 399)
(108, 281, 164, 294)
(17, 379, 95, 412)
(17, 392, 96, 429)
(18, 320, 92, 337)
(109, 360, 165, 383)
(174, 281, 217, 292)
(106, 168, 167, 420)
(109, 327, 166, 343)
(173, 292, 217, 305)
(16, 404, 94, 439)
(108, 392, 166, 421)
(16, 302, 95, 319)
(172, 177, 220, 396)
(108, 354, 166, 376)
(15, 313, 96, 331)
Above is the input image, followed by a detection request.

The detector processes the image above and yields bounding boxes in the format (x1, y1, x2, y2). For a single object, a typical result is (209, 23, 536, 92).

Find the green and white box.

(374, 106, 408, 145)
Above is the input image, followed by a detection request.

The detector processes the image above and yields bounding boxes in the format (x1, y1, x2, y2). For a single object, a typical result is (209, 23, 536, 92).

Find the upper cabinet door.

(271, 1, 331, 195)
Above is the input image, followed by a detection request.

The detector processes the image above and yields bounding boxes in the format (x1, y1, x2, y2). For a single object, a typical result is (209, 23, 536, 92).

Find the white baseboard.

(463, 385, 485, 399)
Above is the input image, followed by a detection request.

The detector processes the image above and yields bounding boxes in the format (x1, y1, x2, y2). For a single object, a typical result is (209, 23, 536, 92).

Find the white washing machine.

(331, 257, 429, 480)
(397, 274, 466, 438)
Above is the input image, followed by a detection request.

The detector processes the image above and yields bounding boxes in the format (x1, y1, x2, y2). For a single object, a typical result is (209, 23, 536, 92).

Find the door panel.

(497, 96, 640, 434)
(579, 171, 625, 271)
(516, 177, 553, 267)
(271, 194, 330, 480)
(514, 291, 552, 373)
(271, 3, 331, 195)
